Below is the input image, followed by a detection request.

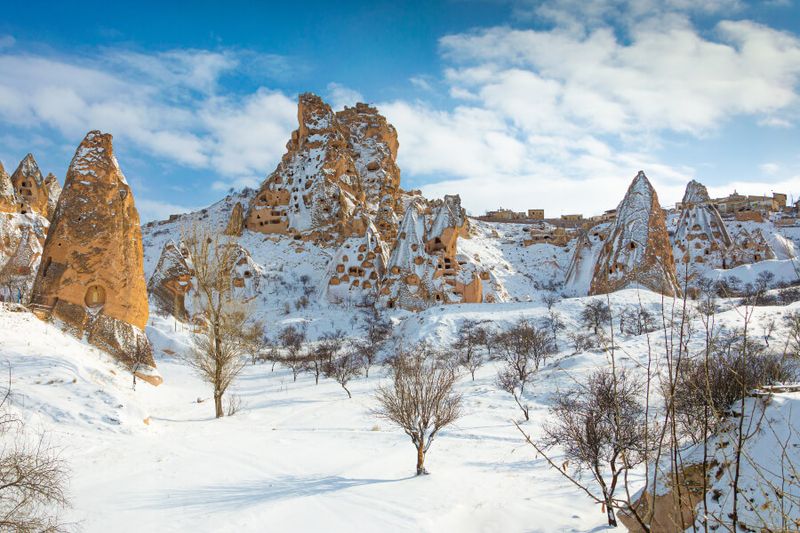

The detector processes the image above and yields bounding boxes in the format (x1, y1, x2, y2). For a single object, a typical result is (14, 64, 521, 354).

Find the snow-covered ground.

(2, 285, 800, 532)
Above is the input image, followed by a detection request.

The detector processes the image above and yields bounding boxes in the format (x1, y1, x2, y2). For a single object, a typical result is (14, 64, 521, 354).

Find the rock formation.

(224, 201, 244, 236)
(10, 154, 49, 216)
(380, 195, 482, 310)
(30, 131, 161, 385)
(245, 95, 403, 243)
(672, 180, 732, 271)
(326, 222, 389, 304)
(589, 171, 680, 296)
(0, 214, 47, 303)
(0, 163, 16, 213)
(43, 173, 61, 220)
(725, 226, 776, 268)
(147, 240, 194, 320)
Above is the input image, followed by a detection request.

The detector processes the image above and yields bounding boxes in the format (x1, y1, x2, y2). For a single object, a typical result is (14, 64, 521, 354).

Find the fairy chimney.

(589, 171, 680, 296)
(0, 162, 16, 213)
(30, 131, 161, 385)
(224, 201, 244, 236)
(10, 154, 48, 216)
(43, 173, 62, 220)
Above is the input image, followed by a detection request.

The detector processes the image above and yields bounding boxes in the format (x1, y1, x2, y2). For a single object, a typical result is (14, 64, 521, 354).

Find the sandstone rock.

(43, 173, 62, 220)
(672, 180, 732, 272)
(326, 221, 389, 304)
(589, 171, 680, 296)
(10, 154, 48, 216)
(147, 240, 193, 320)
(30, 131, 161, 386)
(0, 162, 16, 213)
(725, 226, 775, 268)
(0, 213, 47, 303)
(224, 201, 244, 236)
(381, 195, 481, 310)
(245, 94, 402, 243)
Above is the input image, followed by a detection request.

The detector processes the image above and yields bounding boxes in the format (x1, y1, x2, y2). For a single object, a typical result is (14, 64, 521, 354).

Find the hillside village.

(1, 93, 800, 531)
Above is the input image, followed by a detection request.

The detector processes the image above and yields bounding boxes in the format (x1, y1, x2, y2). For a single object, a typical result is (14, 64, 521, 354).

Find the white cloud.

(326, 82, 364, 110)
(136, 198, 196, 223)
(0, 47, 297, 182)
(760, 162, 781, 175)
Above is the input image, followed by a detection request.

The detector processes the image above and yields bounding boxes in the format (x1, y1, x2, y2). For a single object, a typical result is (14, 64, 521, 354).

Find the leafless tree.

(375, 345, 462, 475)
(567, 331, 597, 353)
(760, 316, 776, 347)
(494, 319, 554, 385)
(581, 300, 612, 335)
(0, 372, 70, 532)
(542, 310, 566, 351)
(454, 319, 486, 380)
(518, 367, 652, 528)
(542, 291, 560, 310)
(278, 325, 307, 382)
(182, 224, 264, 418)
(324, 350, 361, 398)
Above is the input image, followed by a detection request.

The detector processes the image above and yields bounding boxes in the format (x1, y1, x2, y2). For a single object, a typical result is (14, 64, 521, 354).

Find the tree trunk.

(416, 440, 427, 475)
(343, 384, 351, 398)
(214, 392, 224, 418)
(605, 498, 617, 527)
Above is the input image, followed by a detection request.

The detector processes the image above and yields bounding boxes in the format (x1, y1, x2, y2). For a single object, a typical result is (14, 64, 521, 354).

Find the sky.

(1, 0, 800, 222)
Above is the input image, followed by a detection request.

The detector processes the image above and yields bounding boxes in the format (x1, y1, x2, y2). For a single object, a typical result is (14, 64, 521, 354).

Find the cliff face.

(672, 180, 732, 271)
(589, 171, 680, 296)
(0, 163, 16, 213)
(43, 173, 62, 220)
(30, 131, 161, 385)
(379, 195, 482, 311)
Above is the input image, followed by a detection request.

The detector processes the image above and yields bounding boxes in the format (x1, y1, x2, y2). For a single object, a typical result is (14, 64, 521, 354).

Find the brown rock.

(224, 201, 244, 236)
(0, 162, 16, 213)
(30, 131, 161, 386)
(0, 214, 47, 303)
(43, 173, 62, 220)
(147, 240, 193, 320)
(10, 154, 48, 216)
(589, 171, 680, 296)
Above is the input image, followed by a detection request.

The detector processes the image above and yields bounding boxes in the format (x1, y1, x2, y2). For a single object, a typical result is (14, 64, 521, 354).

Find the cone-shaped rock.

(224, 201, 244, 236)
(43, 173, 62, 220)
(672, 180, 732, 270)
(30, 131, 161, 385)
(147, 240, 194, 320)
(589, 171, 680, 296)
(0, 162, 16, 213)
(11, 154, 48, 216)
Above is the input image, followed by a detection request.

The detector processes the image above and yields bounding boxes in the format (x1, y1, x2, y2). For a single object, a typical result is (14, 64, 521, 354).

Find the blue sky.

(2, 0, 800, 221)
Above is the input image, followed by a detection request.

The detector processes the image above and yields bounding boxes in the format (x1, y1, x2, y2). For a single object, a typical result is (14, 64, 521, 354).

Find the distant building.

(527, 209, 544, 220)
(561, 214, 583, 221)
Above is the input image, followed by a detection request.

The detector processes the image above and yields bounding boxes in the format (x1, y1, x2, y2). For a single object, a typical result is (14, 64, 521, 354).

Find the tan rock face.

(147, 240, 193, 320)
(224, 201, 244, 236)
(0, 213, 47, 303)
(30, 131, 161, 385)
(245, 94, 401, 243)
(11, 154, 49, 217)
(0, 163, 16, 213)
(379, 195, 482, 310)
(589, 171, 680, 296)
(672, 180, 732, 272)
(43, 173, 62, 220)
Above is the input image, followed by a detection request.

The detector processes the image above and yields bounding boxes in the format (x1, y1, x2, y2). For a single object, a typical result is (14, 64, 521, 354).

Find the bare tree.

(324, 350, 361, 398)
(358, 309, 392, 377)
(182, 225, 263, 418)
(0, 373, 70, 531)
(542, 291, 560, 310)
(518, 367, 652, 527)
(278, 325, 307, 382)
(454, 319, 486, 380)
(542, 310, 566, 351)
(494, 319, 554, 387)
(581, 300, 612, 336)
(375, 345, 463, 475)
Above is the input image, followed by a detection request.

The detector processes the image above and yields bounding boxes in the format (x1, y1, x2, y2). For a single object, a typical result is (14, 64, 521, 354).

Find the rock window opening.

(84, 285, 106, 308)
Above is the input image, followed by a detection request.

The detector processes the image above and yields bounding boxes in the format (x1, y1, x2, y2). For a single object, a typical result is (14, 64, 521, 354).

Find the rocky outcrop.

(30, 131, 161, 386)
(224, 201, 244, 236)
(147, 240, 193, 320)
(672, 180, 732, 271)
(0, 163, 16, 213)
(380, 195, 482, 310)
(725, 226, 775, 268)
(326, 222, 389, 304)
(0, 213, 47, 303)
(43, 173, 61, 220)
(245, 94, 403, 243)
(589, 171, 680, 296)
(10, 154, 48, 217)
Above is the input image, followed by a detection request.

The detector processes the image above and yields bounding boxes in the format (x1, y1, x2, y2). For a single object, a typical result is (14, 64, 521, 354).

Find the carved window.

(84, 285, 106, 308)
